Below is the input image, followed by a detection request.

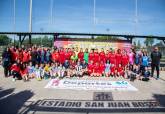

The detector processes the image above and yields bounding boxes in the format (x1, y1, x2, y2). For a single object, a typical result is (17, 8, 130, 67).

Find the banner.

(54, 38, 132, 52)
(45, 79, 138, 91)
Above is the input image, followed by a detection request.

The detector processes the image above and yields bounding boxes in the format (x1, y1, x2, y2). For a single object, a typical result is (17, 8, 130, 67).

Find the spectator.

(2, 47, 12, 77)
(151, 47, 162, 79)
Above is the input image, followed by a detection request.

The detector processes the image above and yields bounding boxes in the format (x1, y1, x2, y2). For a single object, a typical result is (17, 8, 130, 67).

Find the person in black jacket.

(2, 47, 12, 77)
(151, 47, 162, 79)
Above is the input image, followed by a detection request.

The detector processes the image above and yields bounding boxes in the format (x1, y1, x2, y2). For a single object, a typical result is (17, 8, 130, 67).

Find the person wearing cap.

(151, 47, 162, 79)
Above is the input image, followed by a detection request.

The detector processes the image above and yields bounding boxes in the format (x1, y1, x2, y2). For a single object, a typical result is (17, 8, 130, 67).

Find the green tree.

(137, 40, 141, 48)
(0, 35, 11, 46)
(144, 37, 154, 47)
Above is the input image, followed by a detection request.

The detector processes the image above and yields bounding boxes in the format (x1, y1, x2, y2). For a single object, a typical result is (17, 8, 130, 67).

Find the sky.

(0, 0, 165, 43)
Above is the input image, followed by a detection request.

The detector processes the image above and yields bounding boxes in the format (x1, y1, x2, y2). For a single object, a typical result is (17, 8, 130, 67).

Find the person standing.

(2, 47, 12, 77)
(151, 47, 162, 79)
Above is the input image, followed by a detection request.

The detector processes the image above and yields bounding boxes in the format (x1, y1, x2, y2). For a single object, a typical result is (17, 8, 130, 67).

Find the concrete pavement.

(0, 65, 165, 114)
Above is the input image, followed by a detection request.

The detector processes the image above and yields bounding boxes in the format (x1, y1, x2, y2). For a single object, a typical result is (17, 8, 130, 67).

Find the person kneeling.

(11, 61, 21, 81)
(142, 67, 150, 81)
(20, 63, 29, 82)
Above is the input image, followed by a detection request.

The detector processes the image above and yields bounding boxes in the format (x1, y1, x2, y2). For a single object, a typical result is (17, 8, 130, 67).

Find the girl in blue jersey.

(141, 51, 150, 79)
(141, 52, 149, 67)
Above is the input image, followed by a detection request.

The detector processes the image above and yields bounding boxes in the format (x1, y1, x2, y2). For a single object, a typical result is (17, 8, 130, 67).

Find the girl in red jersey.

(105, 50, 110, 62)
(65, 48, 71, 61)
(87, 60, 94, 76)
(117, 64, 125, 78)
(22, 49, 30, 64)
(115, 49, 122, 67)
(93, 49, 100, 63)
(99, 48, 106, 63)
(121, 50, 129, 67)
(88, 49, 95, 63)
(109, 50, 116, 65)
(93, 62, 101, 77)
(78, 48, 84, 62)
(110, 64, 117, 77)
(20, 63, 29, 81)
(99, 61, 105, 76)
(11, 60, 21, 81)
(18, 48, 23, 62)
(59, 48, 65, 64)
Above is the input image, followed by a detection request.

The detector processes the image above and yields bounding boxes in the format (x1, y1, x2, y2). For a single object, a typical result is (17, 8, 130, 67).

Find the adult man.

(151, 47, 162, 79)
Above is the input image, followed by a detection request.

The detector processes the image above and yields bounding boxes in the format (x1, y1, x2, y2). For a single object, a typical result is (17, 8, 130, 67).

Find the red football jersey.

(109, 53, 116, 64)
(116, 53, 122, 66)
(89, 52, 95, 62)
(105, 53, 110, 61)
(59, 51, 65, 64)
(94, 52, 100, 63)
(99, 63, 105, 73)
(65, 52, 70, 60)
(78, 52, 84, 61)
(110, 65, 116, 73)
(94, 64, 100, 73)
(122, 54, 129, 66)
(88, 63, 94, 73)
(20, 68, 28, 76)
(11, 63, 20, 72)
(99, 51, 105, 62)
(117, 67, 123, 72)
(23, 51, 30, 63)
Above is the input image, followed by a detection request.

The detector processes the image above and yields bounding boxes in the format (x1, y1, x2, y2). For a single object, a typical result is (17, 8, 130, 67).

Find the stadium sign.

(36, 99, 163, 109)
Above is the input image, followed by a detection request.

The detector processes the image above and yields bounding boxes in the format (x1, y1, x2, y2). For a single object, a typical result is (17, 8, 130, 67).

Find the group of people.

(1, 45, 162, 82)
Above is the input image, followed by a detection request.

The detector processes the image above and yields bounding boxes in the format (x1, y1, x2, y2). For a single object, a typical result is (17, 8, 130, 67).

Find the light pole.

(13, 0, 16, 46)
(40, 28, 43, 46)
(50, 0, 53, 24)
(106, 28, 110, 40)
(29, 0, 33, 32)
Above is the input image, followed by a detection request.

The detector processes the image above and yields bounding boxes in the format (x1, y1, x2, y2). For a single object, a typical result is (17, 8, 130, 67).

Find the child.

(34, 64, 42, 81)
(110, 64, 116, 77)
(105, 60, 111, 77)
(87, 60, 94, 76)
(99, 61, 105, 76)
(20, 63, 29, 81)
(117, 64, 125, 78)
(130, 65, 139, 81)
(63, 60, 70, 69)
(57, 63, 66, 78)
(10, 61, 21, 81)
(27, 62, 35, 78)
(50, 63, 59, 78)
(44, 63, 51, 79)
(93, 62, 101, 77)
(81, 60, 88, 75)
(39, 63, 44, 79)
(75, 61, 83, 77)
(142, 67, 150, 81)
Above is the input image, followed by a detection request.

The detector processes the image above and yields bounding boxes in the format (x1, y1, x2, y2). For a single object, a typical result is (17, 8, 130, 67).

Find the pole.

(29, 0, 33, 32)
(93, 0, 96, 24)
(50, 0, 53, 24)
(13, 0, 16, 46)
(135, 0, 138, 35)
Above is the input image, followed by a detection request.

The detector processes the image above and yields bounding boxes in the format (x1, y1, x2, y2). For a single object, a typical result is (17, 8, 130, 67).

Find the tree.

(0, 35, 11, 46)
(137, 40, 141, 49)
(144, 37, 154, 47)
